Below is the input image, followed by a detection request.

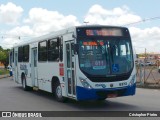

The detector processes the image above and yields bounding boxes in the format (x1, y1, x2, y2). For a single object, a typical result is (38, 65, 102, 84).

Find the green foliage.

(0, 46, 10, 68)
(0, 69, 9, 75)
(0, 46, 3, 51)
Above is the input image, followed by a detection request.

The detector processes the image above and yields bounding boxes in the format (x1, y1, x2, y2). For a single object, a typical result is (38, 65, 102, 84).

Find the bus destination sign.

(85, 29, 123, 36)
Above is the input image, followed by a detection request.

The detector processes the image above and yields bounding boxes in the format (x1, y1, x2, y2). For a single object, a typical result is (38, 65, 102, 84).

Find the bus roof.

(12, 25, 127, 48)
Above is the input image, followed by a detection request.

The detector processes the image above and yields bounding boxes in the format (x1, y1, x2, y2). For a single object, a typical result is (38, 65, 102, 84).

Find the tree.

(0, 46, 10, 68)
(0, 46, 3, 51)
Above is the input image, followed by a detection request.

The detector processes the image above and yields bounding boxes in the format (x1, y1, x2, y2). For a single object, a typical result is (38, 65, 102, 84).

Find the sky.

(0, 0, 160, 53)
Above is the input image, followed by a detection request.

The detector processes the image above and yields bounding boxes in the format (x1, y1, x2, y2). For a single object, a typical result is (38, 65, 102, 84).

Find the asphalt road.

(0, 77, 160, 120)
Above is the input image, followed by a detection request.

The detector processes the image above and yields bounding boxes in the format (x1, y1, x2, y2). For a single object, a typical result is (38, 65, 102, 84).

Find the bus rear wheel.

(54, 81, 67, 102)
(22, 75, 31, 91)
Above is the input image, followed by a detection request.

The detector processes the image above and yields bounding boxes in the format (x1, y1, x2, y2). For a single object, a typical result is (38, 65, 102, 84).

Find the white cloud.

(84, 4, 160, 53)
(0, 2, 23, 25)
(8, 26, 34, 36)
(24, 8, 80, 36)
(1, 4, 160, 54)
(129, 27, 160, 53)
(84, 4, 141, 26)
(2, 38, 20, 48)
(1, 7, 80, 48)
(1, 26, 34, 48)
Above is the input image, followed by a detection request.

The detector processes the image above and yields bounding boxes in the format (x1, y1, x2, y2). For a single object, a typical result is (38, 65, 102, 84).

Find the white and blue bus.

(9, 25, 136, 102)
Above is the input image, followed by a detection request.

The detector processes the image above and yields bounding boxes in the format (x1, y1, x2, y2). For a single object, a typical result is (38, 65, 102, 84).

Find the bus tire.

(54, 81, 67, 102)
(97, 97, 107, 101)
(22, 75, 31, 91)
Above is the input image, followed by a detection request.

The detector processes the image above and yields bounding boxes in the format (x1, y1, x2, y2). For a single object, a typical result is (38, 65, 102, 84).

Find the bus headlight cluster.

(129, 75, 136, 86)
(79, 77, 92, 89)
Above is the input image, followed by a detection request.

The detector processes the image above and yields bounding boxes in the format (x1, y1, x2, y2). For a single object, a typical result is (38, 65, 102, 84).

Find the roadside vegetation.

(0, 69, 9, 75)
(0, 46, 10, 68)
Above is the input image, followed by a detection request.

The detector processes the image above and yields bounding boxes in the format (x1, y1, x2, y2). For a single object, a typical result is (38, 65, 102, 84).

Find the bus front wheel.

(54, 81, 67, 102)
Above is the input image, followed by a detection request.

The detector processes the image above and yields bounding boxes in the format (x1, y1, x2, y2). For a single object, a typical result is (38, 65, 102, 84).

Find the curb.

(0, 74, 10, 79)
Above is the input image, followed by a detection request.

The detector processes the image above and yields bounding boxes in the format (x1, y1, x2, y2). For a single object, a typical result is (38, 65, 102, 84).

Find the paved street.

(0, 77, 160, 112)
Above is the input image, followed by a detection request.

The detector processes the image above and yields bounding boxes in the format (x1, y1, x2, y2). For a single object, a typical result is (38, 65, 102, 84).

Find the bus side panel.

(37, 62, 59, 92)
(17, 62, 32, 87)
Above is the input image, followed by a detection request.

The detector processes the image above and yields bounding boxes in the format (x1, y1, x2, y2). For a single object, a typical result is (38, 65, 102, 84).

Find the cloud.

(24, 8, 80, 36)
(8, 26, 34, 36)
(84, 4, 141, 26)
(0, 2, 23, 25)
(1, 4, 160, 54)
(1, 7, 80, 48)
(1, 26, 34, 48)
(84, 4, 160, 53)
(129, 27, 160, 53)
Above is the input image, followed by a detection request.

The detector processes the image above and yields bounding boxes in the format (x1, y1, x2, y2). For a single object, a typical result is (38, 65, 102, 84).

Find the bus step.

(33, 87, 39, 91)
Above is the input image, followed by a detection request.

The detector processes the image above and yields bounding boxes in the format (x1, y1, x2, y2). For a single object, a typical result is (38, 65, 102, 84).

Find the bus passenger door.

(14, 52, 18, 83)
(31, 48, 38, 87)
(65, 41, 76, 97)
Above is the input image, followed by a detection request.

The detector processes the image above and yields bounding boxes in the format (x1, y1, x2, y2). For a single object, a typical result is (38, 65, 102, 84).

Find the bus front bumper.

(76, 84, 136, 101)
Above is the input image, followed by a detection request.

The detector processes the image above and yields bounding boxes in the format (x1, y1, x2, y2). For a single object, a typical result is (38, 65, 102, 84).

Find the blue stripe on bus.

(76, 84, 136, 101)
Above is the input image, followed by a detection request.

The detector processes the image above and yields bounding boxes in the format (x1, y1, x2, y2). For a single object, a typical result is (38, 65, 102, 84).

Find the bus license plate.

(107, 94, 117, 98)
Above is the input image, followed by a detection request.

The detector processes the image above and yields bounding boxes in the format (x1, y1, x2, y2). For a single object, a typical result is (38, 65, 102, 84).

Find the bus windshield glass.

(78, 38, 133, 76)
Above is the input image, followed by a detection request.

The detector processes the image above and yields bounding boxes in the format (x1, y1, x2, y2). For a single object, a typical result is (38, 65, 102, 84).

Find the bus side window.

(48, 38, 59, 61)
(59, 37, 63, 61)
(71, 43, 74, 57)
(12, 48, 14, 63)
(18, 46, 23, 62)
(23, 45, 29, 62)
(38, 41, 48, 61)
(9, 51, 12, 65)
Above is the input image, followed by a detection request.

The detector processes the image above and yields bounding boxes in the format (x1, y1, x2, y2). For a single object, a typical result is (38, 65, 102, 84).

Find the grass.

(0, 69, 9, 75)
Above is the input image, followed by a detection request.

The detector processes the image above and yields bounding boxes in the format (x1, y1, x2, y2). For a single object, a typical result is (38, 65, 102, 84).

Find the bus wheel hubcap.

(56, 86, 62, 98)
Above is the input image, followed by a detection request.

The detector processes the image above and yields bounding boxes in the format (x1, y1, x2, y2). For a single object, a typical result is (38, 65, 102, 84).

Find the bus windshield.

(78, 38, 134, 76)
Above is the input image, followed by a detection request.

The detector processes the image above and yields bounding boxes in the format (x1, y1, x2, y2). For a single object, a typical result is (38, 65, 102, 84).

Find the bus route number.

(92, 60, 106, 69)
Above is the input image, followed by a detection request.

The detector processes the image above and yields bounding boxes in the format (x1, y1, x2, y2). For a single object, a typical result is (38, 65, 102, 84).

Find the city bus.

(9, 25, 136, 102)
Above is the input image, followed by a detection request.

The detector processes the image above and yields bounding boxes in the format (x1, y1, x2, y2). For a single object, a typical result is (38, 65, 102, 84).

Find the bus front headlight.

(129, 75, 136, 86)
(79, 77, 92, 89)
